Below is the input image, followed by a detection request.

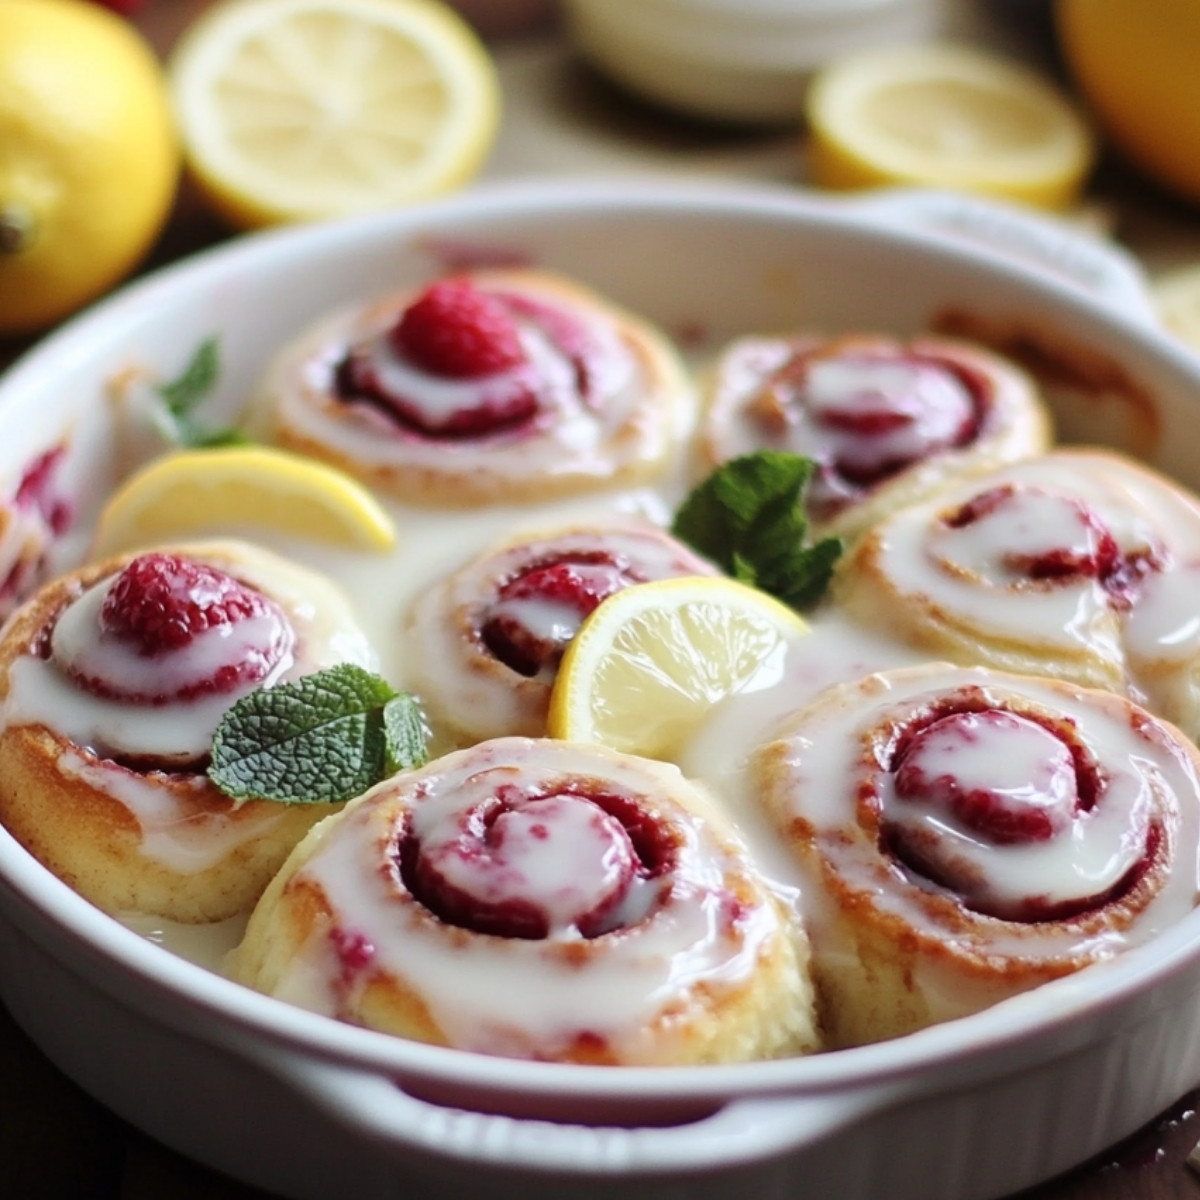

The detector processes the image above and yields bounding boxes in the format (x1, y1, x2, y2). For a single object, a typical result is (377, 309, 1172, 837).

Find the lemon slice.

(547, 575, 807, 760)
(93, 445, 397, 555)
(168, 0, 501, 230)
(805, 43, 1096, 211)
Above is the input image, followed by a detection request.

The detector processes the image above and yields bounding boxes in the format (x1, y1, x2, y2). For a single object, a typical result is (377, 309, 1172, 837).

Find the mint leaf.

(157, 336, 220, 413)
(153, 337, 250, 449)
(672, 451, 843, 610)
(208, 664, 428, 804)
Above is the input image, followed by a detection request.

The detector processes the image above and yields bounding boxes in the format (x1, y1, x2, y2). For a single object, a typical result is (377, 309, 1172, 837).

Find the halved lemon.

(805, 42, 1096, 211)
(93, 445, 397, 555)
(168, 0, 501, 230)
(547, 575, 808, 760)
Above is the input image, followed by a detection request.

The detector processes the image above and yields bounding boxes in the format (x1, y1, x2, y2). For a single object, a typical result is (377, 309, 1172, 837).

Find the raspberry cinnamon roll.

(233, 737, 819, 1064)
(698, 333, 1052, 540)
(405, 519, 718, 743)
(753, 664, 1200, 1048)
(0, 445, 74, 626)
(260, 269, 692, 506)
(833, 449, 1200, 707)
(0, 540, 378, 923)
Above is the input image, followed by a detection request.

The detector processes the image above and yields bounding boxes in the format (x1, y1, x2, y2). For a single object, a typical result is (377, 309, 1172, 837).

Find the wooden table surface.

(6, 2, 1200, 1197)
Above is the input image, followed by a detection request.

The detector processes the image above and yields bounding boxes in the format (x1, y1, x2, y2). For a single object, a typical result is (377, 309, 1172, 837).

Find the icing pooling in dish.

(10, 277, 1200, 1050)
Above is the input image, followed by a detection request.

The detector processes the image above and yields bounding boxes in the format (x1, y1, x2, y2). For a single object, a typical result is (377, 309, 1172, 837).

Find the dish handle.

(842, 187, 1160, 327)
(250, 1043, 902, 1176)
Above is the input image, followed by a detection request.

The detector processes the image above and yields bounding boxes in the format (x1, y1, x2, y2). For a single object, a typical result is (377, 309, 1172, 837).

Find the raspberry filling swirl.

(397, 768, 672, 939)
(50, 552, 295, 706)
(935, 483, 1164, 603)
(0, 446, 73, 621)
(333, 276, 625, 441)
(751, 346, 983, 516)
(880, 704, 1156, 922)
(480, 550, 643, 678)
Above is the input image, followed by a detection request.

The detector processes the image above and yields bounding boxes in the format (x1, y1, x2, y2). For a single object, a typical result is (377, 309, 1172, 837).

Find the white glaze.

(406, 516, 718, 742)
(758, 665, 1200, 962)
(879, 709, 1152, 913)
(0, 544, 378, 873)
(851, 449, 1200, 734)
(266, 270, 690, 503)
(256, 739, 792, 1059)
(12, 318, 1200, 1046)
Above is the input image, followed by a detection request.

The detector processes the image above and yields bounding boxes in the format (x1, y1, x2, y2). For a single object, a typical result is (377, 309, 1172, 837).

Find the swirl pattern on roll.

(752, 663, 1200, 1047)
(698, 333, 1052, 540)
(405, 519, 719, 743)
(0, 540, 378, 922)
(259, 268, 693, 506)
(233, 737, 820, 1064)
(834, 449, 1200, 736)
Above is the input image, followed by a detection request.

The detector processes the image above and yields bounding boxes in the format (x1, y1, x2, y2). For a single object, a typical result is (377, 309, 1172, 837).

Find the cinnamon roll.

(752, 664, 1200, 1048)
(259, 269, 692, 506)
(233, 737, 820, 1064)
(697, 333, 1052, 540)
(0, 445, 74, 626)
(0, 540, 378, 923)
(833, 449, 1200, 708)
(404, 519, 718, 744)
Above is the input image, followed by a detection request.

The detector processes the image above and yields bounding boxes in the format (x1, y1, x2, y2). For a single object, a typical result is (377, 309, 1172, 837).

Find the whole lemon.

(0, 0, 179, 335)
(1055, 0, 1200, 206)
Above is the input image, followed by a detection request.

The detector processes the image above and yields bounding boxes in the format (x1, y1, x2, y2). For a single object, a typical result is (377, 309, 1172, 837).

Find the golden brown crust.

(261, 269, 693, 507)
(0, 542, 353, 923)
(697, 332, 1054, 543)
(751, 664, 1200, 1048)
(233, 738, 821, 1065)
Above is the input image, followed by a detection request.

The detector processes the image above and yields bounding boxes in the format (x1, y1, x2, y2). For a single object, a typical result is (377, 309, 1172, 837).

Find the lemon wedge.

(805, 43, 1096, 211)
(547, 575, 807, 760)
(93, 445, 397, 555)
(168, 0, 501, 230)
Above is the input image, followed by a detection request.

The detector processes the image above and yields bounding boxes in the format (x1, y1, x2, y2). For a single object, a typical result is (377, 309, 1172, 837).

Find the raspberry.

(501, 559, 628, 611)
(802, 352, 978, 486)
(481, 555, 636, 677)
(390, 278, 527, 378)
(59, 552, 295, 705)
(101, 553, 276, 654)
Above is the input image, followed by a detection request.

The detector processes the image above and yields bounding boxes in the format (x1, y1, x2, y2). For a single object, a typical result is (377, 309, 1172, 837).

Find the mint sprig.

(208, 664, 428, 805)
(153, 337, 250, 449)
(671, 451, 843, 610)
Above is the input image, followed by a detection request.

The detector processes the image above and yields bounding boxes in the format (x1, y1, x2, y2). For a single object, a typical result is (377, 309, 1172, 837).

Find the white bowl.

(560, 0, 955, 123)
(0, 179, 1198, 1200)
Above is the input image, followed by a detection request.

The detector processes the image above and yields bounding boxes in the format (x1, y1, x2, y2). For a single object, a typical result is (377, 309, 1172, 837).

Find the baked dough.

(260, 268, 694, 506)
(234, 737, 820, 1065)
(0, 540, 378, 922)
(698, 332, 1053, 541)
(405, 518, 718, 743)
(752, 663, 1200, 1047)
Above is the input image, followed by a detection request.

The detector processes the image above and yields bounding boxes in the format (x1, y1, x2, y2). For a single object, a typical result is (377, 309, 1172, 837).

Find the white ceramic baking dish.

(1, 179, 1199, 1200)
